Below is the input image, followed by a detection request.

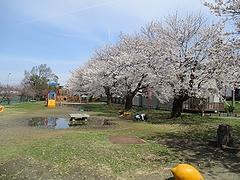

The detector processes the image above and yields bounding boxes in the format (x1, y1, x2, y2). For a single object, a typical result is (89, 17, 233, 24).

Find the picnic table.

(68, 114, 89, 126)
(69, 114, 90, 120)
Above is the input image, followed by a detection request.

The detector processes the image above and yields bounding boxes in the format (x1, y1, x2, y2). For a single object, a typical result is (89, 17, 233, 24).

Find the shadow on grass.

(148, 113, 218, 124)
(144, 111, 240, 178)
(148, 130, 240, 178)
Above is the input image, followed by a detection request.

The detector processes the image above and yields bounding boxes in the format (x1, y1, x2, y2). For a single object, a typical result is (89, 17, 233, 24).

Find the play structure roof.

(48, 82, 57, 87)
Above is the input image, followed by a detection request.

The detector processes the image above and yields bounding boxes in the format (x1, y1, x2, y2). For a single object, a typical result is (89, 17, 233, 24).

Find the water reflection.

(26, 117, 69, 129)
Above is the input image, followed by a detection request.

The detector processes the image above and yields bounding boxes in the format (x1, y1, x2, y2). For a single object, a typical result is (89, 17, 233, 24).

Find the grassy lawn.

(1, 101, 46, 114)
(224, 101, 240, 114)
(0, 102, 240, 179)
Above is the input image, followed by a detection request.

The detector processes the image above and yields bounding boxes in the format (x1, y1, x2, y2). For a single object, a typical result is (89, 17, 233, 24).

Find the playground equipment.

(47, 91, 56, 108)
(46, 82, 63, 108)
(80, 94, 88, 103)
(171, 164, 204, 180)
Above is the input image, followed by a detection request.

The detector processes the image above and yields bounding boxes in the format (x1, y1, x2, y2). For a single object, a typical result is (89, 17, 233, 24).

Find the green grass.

(2, 101, 46, 114)
(23, 133, 167, 176)
(224, 101, 240, 114)
(234, 101, 240, 114)
(1, 101, 240, 179)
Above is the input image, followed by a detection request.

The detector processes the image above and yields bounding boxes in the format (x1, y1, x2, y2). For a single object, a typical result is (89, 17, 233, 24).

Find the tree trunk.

(104, 86, 112, 106)
(125, 94, 134, 111)
(217, 124, 233, 148)
(106, 93, 112, 106)
(171, 96, 188, 118)
(156, 100, 160, 110)
(7, 97, 11, 105)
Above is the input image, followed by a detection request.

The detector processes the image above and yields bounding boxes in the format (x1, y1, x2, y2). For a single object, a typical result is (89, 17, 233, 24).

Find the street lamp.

(7, 72, 11, 86)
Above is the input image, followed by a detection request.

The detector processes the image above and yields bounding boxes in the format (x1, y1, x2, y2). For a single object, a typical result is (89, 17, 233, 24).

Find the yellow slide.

(47, 100, 56, 108)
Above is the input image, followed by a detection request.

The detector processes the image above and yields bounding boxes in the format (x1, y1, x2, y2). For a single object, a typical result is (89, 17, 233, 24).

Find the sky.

(0, 0, 217, 86)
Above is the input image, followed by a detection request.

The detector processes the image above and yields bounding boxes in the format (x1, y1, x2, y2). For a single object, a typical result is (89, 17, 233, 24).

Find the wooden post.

(217, 124, 233, 148)
(232, 89, 235, 113)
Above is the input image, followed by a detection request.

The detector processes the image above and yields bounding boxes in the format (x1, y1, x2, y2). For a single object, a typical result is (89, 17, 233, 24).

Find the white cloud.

(2, 0, 209, 32)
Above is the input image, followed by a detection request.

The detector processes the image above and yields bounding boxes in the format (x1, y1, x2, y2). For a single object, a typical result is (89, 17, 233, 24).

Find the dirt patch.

(107, 136, 147, 144)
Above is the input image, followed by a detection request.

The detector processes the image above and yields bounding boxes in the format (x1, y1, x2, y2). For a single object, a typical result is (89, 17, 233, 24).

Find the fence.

(0, 97, 29, 105)
(183, 99, 224, 112)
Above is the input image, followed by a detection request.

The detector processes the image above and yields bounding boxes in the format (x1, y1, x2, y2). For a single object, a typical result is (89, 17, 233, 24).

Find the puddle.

(24, 117, 70, 129)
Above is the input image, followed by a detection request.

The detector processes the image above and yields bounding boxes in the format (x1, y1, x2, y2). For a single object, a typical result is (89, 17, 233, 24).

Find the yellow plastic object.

(119, 109, 131, 117)
(0, 106, 4, 112)
(171, 164, 204, 180)
(47, 100, 56, 108)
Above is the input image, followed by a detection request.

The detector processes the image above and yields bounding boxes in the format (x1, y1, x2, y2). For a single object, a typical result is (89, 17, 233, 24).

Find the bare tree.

(21, 64, 59, 100)
(0, 84, 21, 105)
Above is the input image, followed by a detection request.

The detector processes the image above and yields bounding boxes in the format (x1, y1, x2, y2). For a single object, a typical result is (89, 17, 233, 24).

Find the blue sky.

(0, 0, 216, 86)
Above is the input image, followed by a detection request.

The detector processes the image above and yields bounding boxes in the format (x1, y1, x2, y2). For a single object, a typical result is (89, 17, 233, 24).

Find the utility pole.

(232, 88, 235, 113)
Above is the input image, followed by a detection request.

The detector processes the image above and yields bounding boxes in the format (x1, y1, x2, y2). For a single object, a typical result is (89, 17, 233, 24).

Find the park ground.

(0, 102, 240, 179)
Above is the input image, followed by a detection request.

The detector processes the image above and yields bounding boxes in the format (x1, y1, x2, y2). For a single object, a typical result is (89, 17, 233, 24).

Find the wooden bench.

(68, 114, 89, 126)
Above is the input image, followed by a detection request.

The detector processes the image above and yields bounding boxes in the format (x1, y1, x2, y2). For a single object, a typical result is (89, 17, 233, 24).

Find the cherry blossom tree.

(91, 33, 155, 110)
(202, 1, 240, 107)
(112, 33, 153, 110)
(68, 45, 121, 106)
(68, 12, 239, 118)
(67, 66, 89, 97)
(90, 45, 122, 106)
(68, 33, 152, 110)
(142, 12, 236, 117)
(202, 0, 240, 33)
